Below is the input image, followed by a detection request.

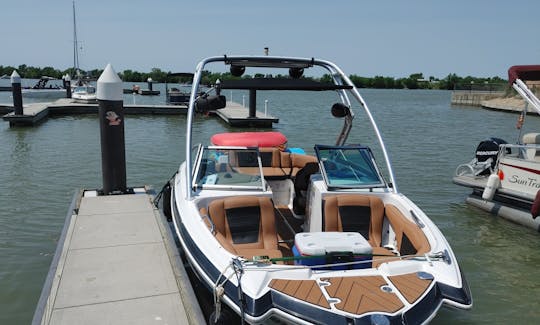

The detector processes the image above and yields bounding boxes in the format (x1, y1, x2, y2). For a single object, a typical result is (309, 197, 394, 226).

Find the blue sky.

(3, 0, 539, 78)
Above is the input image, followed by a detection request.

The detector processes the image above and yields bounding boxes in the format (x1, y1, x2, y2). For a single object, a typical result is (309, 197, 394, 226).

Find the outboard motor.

(474, 137, 508, 175)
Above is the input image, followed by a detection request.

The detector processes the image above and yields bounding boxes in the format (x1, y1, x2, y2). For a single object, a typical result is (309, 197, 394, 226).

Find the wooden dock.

(32, 188, 205, 325)
(214, 101, 278, 127)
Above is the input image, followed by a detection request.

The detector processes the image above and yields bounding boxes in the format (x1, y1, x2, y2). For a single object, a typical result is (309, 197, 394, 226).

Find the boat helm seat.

(323, 195, 385, 247)
(206, 196, 283, 261)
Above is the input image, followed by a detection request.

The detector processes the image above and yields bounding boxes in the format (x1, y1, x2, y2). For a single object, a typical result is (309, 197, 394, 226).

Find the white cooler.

(293, 232, 373, 269)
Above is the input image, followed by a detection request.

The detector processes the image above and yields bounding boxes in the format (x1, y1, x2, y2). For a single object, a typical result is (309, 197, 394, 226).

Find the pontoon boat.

(454, 65, 540, 231)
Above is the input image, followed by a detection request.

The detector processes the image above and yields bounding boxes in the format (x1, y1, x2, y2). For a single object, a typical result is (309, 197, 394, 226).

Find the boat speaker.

(289, 67, 304, 79)
(230, 65, 245, 77)
(331, 103, 350, 118)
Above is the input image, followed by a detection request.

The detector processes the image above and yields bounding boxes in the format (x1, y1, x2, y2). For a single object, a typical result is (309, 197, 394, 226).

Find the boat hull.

(453, 174, 540, 231)
(172, 180, 472, 324)
(498, 157, 540, 200)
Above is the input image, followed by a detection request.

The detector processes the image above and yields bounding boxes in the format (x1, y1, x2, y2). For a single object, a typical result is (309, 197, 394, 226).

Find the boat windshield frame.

(315, 145, 387, 190)
(191, 145, 266, 191)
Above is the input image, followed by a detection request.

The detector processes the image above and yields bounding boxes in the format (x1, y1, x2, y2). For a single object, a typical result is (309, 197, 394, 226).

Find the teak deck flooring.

(270, 273, 433, 316)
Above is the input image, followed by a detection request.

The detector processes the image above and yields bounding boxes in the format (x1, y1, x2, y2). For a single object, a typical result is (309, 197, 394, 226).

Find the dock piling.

(64, 74, 72, 98)
(97, 64, 127, 195)
(249, 89, 256, 117)
(11, 70, 23, 115)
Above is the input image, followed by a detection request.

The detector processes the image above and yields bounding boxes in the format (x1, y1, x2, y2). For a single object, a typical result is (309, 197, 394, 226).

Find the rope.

(212, 263, 235, 324)
(153, 171, 177, 208)
(242, 251, 449, 270)
(246, 251, 397, 264)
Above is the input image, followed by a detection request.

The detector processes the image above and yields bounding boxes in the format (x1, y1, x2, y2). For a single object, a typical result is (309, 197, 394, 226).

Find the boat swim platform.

(212, 101, 279, 127)
(2, 98, 188, 126)
(32, 187, 205, 325)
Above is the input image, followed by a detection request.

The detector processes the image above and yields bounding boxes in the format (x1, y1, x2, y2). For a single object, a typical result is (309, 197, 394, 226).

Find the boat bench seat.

(204, 196, 283, 261)
(232, 147, 318, 179)
(280, 151, 318, 177)
(385, 204, 431, 256)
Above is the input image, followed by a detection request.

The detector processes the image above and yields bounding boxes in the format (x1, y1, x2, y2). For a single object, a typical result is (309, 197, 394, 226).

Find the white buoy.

(482, 173, 500, 200)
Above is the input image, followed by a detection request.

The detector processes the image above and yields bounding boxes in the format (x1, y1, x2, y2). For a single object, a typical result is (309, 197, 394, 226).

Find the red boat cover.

(508, 65, 540, 84)
(211, 132, 287, 148)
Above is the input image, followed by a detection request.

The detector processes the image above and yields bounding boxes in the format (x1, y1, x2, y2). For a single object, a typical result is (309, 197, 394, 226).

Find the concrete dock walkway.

(32, 188, 205, 325)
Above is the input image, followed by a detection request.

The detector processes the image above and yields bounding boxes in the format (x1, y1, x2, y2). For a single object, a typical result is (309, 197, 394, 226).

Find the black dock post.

(96, 64, 127, 195)
(64, 74, 72, 98)
(11, 70, 23, 115)
(249, 89, 257, 118)
(147, 78, 153, 91)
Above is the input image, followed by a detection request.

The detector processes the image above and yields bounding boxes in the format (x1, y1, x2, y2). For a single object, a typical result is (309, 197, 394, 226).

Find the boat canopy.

(219, 78, 352, 91)
(508, 65, 540, 84)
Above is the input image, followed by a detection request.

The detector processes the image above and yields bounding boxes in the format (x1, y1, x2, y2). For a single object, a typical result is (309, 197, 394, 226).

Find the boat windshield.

(315, 145, 385, 189)
(74, 86, 95, 93)
(193, 146, 265, 190)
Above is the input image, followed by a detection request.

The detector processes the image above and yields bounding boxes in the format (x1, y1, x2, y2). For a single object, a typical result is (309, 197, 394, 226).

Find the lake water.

(1, 85, 539, 324)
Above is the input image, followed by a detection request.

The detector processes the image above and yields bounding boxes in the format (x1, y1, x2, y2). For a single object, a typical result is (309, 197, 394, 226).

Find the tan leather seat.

(281, 152, 318, 177)
(207, 196, 283, 261)
(323, 195, 385, 247)
(385, 204, 431, 255)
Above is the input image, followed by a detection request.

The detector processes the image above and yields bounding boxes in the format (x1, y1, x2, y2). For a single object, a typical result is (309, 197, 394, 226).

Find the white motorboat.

(166, 55, 472, 324)
(71, 83, 96, 103)
(454, 65, 540, 231)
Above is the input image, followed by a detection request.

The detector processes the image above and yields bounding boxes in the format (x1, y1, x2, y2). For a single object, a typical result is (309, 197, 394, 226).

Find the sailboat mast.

(72, 0, 80, 78)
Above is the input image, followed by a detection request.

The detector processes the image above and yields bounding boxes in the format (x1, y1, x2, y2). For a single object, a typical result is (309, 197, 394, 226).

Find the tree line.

(0, 65, 507, 91)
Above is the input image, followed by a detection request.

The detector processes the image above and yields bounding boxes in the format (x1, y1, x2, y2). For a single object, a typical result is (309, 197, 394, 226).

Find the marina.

(2, 86, 540, 324)
(3, 1, 540, 324)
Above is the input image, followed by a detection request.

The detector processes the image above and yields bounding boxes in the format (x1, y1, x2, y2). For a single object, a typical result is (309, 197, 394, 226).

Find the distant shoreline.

(0, 65, 507, 91)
